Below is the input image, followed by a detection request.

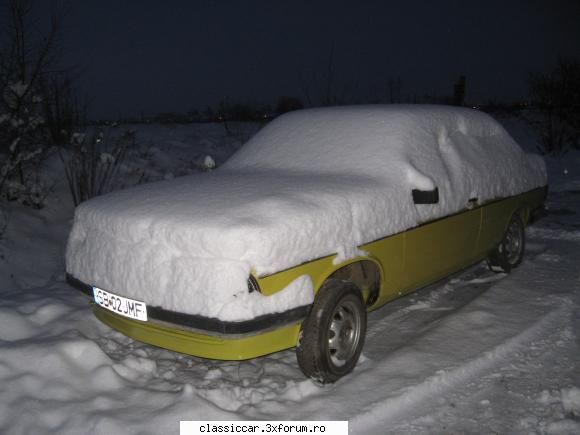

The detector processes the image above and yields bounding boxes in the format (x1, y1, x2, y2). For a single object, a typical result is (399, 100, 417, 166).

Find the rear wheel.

(487, 214, 525, 273)
(296, 279, 366, 383)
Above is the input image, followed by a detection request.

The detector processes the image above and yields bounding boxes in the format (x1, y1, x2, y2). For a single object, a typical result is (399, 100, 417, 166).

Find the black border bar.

(66, 274, 310, 335)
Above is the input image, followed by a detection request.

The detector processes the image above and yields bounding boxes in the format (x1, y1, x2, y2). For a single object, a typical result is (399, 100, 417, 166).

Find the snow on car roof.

(224, 104, 546, 227)
(224, 105, 505, 174)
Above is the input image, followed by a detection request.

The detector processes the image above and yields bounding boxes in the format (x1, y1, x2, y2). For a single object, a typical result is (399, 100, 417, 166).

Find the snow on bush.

(203, 155, 216, 170)
(66, 106, 547, 321)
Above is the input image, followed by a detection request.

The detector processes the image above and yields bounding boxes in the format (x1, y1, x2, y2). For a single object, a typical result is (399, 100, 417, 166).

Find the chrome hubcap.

(505, 222, 522, 265)
(328, 299, 362, 367)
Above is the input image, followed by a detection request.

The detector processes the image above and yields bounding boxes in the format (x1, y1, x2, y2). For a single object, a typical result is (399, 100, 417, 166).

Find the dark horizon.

(20, 0, 580, 119)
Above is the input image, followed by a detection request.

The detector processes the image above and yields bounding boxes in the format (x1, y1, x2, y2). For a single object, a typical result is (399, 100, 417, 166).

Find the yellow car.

(66, 105, 547, 383)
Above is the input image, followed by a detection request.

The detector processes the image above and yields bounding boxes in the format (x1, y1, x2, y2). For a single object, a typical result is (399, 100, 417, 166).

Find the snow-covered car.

(66, 105, 547, 383)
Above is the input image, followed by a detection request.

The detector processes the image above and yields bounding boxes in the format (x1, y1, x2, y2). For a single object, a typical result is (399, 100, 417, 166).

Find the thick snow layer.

(66, 106, 547, 320)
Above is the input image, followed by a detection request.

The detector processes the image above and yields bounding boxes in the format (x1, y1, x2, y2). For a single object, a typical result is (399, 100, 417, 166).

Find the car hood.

(68, 169, 391, 268)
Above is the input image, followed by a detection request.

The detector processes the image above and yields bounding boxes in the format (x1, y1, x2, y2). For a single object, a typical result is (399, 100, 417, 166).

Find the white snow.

(204, 155, 216, 169)
(0, 113, 576, 435)
(66, 106, 547, 320)
(9, 80, 29, 98)
(217, 275, 314, 321)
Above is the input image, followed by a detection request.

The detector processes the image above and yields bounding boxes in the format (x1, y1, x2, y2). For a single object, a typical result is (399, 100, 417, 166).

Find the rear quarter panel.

(477, 187, 546, 257)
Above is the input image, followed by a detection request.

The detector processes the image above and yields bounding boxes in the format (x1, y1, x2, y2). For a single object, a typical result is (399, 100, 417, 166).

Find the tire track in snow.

(345, 230, 579, 433)
(350, 302, 572, 434)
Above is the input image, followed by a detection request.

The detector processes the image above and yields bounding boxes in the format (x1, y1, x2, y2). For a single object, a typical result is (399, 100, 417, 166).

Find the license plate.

(92, 286, 148, 321)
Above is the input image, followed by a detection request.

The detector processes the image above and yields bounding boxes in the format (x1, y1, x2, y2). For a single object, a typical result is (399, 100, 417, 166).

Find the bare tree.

(298, 44, 350, 107)
(453, 75, 466, 106)
(42, 73, 88, 144)
(0, 0, 61, 204)
(529, 58, 580, 153)
(297, 69, 314, 107)
(387, 77, 402, 103)
(324, 44, 335, 106)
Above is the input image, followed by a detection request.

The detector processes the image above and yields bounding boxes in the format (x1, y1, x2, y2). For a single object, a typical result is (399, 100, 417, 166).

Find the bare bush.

(59, 129, 135, 206)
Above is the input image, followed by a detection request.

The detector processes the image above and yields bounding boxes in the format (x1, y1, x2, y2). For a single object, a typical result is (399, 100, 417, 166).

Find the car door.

(402, 198, 482, 293)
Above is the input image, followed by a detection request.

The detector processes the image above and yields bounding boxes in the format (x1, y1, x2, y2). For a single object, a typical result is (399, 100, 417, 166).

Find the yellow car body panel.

(92, 187, 546, 361)
(94, 306, 302, 360)
(403, 207, 481, 293)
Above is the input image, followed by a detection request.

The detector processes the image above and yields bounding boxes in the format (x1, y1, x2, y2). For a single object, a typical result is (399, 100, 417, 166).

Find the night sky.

(28, 0, 580, 118)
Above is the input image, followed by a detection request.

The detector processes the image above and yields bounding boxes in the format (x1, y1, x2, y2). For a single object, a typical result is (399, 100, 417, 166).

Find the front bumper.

(67, 274, 308, 360)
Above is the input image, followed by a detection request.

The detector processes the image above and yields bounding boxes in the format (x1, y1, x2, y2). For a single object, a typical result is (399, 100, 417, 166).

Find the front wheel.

(487, 214, 525, 273)
(296, 279, 367, 383)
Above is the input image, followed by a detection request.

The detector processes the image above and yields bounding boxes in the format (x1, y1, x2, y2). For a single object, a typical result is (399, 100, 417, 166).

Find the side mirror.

(412, 187, 439, 204)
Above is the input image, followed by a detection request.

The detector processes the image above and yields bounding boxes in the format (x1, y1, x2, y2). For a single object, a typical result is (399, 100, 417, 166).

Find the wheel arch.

(315, 257, 383, 307)
(516, 207, 531, 226)
(495, 206, 529, 240)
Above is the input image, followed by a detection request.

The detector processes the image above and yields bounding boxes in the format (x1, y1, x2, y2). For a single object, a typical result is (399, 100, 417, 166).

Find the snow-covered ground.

(1, 115, 579, 435)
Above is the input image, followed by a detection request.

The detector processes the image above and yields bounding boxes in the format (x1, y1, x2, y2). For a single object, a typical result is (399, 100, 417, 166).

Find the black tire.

(296, 279, 367, 383)
(487, 213, 525, 273)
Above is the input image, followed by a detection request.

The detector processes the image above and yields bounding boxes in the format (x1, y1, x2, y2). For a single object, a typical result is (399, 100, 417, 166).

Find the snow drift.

(66, 105, 546, 321)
